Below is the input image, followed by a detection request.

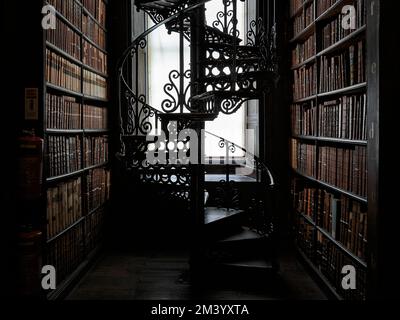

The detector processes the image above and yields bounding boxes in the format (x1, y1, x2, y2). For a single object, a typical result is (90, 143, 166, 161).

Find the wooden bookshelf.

(12, 0, 112, 299)
(289, 0, 368, 300)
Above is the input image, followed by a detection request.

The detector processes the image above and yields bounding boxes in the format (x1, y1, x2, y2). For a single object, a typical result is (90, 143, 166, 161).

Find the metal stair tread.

(204, 70, 270, 80)
(202, 57, 261, 66)
(216, 258, 273, 269)
(205, 43, 261, 51)
(191, 90, 261, 102)
(205, 25, 242, 43)
(205, 207, 244, 225)
(217, 227, 263, 243)
(166, 22, 242, 43)
(137, 0, 184, 10)
(205, 174, 256, 183)
(159, 112, 218, 121)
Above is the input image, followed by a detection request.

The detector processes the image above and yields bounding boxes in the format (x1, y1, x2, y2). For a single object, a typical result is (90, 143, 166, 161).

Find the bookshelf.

(289, 0, 368, 300)
(14, 0, 111, 299)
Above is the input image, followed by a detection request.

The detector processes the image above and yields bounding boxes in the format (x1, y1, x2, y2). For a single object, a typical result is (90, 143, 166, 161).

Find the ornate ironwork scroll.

(211, 0, 239, 38)
(124, 90, 159, 136)
(161, 70, 193, 113)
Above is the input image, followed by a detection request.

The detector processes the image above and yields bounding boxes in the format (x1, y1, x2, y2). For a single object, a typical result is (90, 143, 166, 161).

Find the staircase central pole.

(189, 1, 206, 276)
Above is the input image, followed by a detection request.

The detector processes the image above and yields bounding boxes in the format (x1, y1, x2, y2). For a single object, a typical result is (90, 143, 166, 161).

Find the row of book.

(293, 1, 314, 37)
(83, 136, 109, 167)
(85, 168, 111, 213)
(291, 139, 317, 177)
(46, 21, 108, 78)
(47, 135, 109, 178)
(318, 94, 367, 141)
(45, 223, 85, 286)
(83, 14, 106, 50)
(291, 102, 317, 136)
(83, 40, 108, 75)
(295, 216, 366, 300)
(319, 41, 365, 93)
(339, 196, 367, 260)
(46, 93, 108, 130)
(83, 69, 107, 99)
(85, 208, 105, 253)
(47, 136, 82, 177)
(46, 50, 81, 93)
(46, 94, 81, 130)
(292, 34, 315, 66)
(296, 217, 315, 257)
(315, 230, 367, 300)
(47, 18, 81, 61)
(82, 0, 107, 27)
(317, 190, 339, 237)
(321, 0, 366, 49)
(317, 0, 365, 22)
(293, 63, 317, 101)
(47, 0, 82, 30)
(84, 105, 108, 129)
(293, 185, 316, 219)
(47, 135, 82, 177)
(292, 182, 367, 261)
(46, 177, 83, 240)
(290, 0, 309, 16)
(318, 145, 367, 198)
(316, 0, 339, 17)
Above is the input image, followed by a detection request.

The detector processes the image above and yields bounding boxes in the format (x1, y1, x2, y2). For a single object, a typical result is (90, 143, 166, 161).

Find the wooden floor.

(67, 248, 327, 300)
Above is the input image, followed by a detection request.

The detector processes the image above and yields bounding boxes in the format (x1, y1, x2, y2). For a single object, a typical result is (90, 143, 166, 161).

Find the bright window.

(147, 1, 248, 157)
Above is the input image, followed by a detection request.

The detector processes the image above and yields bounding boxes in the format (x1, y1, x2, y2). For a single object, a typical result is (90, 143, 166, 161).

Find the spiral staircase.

(117, 0, 279, 284)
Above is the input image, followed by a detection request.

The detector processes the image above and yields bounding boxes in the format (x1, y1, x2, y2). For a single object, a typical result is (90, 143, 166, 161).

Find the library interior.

(1, 0, 398, 301)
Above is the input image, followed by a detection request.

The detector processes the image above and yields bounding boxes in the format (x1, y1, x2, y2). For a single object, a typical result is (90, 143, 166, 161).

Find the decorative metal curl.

(218, 138, 236, 154)
(247, 18, 265, 47)
(219, 97, 250, 115)
(161, 70, 193, 113)
(124, 89, 158, 135)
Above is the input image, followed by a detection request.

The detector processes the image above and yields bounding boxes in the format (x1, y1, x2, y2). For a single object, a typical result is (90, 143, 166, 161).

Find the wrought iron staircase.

(117, 0, 279, 283)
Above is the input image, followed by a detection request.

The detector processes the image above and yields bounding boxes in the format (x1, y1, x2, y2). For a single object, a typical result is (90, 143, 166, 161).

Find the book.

(46, 50, 82, 93)
(292, 34, 316, 66)
(292, 1, 315, 38)
(83, 136, 109, 167)
(47, 135, 82, 177)
(320, 0, 366, 50)
(318, 94, 367, 140)
(319, 41, 365, 93)
(46, 177, 83, 240)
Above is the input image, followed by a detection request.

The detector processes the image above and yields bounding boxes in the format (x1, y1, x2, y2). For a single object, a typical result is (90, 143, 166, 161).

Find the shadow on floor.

(66, 248, 327, 300)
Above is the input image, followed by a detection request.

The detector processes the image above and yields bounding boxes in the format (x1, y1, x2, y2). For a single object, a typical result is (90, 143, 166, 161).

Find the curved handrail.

(118, 0, 212, 139)
(204, 130, 275, 188)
